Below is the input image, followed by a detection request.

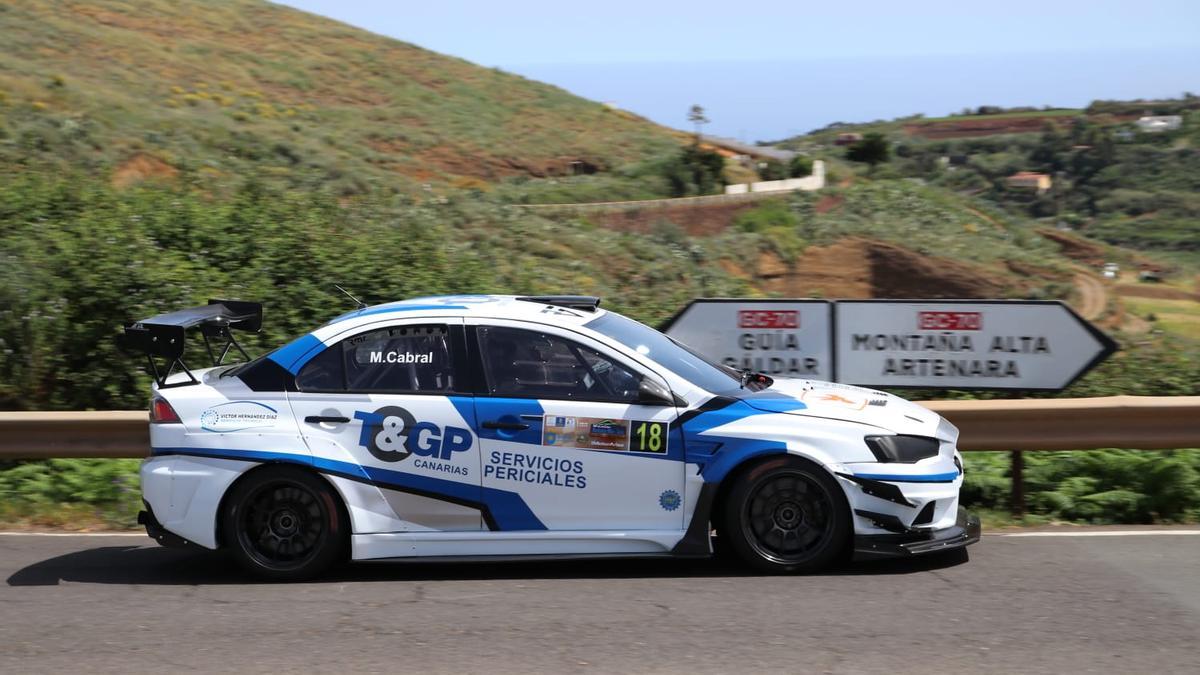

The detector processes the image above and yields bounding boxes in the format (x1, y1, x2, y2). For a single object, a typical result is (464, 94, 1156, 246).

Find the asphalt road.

(3, 529, 1199, 674)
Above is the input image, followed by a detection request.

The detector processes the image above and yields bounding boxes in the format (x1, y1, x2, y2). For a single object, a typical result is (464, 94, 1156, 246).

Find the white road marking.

(0, 531, 146, 537)
(996, 530, 1200, 538)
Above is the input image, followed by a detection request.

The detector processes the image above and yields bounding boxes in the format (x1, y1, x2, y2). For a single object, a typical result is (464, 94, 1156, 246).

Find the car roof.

(322, 295, 605, 328)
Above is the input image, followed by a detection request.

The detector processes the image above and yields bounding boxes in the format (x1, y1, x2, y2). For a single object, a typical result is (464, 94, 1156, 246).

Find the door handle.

(305, 415, 350, 424)
(482, 420, 530, 431)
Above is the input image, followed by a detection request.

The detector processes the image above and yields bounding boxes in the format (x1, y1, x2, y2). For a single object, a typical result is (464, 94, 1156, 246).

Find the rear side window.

(296, 324, 455, 394)
(477, 326, 641, 402)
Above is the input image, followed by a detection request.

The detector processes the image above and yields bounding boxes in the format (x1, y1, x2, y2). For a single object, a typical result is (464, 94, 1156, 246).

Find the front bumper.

(852, 507, 981, 560)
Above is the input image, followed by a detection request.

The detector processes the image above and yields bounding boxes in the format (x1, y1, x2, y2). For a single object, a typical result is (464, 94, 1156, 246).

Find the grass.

(921, 108, 1084, 123)
(799, 180, 1073, 273)
(1122, 297, 1200, 337)
(0, 0, 681, 194)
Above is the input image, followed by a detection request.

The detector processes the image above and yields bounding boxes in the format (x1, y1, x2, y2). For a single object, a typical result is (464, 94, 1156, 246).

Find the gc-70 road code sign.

(662, 299, 1116, 391)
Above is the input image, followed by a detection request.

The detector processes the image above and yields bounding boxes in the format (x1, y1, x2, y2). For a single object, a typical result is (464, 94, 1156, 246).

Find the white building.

(1135, 115, 1182, 133)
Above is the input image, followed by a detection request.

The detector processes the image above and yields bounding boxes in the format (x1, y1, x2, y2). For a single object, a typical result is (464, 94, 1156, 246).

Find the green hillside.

(775, 98, 1200, 261)
(0, 0, 681, 193)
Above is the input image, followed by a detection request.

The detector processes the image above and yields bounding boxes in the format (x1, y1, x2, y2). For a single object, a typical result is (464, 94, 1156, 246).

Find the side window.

(296, 324, 455, 394)
(477, 326, 641, 402)
(296, 343, 344, 391)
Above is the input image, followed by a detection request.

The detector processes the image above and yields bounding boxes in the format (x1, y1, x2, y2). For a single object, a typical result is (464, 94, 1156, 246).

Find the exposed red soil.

(587, 200, 765, 237)
(112, 153, 178, 188)
(1005, 259, 1062, 280)
(1114, 284, 1200, 301)
(374, 141, 605, 182)
(814, 194, 843, 214)
(753, 237, 1015, 299)
(1037, 229, 1111, 267)
(904, 114, 1140, 140)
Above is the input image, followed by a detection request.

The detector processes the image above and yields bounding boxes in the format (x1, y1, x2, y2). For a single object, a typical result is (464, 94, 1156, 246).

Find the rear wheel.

(223, 466, 347, 581)
(722, 456, 850, 573)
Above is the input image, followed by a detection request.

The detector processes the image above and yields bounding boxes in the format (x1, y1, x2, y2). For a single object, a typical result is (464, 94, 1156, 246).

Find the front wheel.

(722, 456, 850, 573)
(223, 466, 347, 581)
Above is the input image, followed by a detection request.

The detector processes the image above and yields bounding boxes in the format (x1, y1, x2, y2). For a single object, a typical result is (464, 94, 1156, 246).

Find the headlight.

(864, 435, 940, 463)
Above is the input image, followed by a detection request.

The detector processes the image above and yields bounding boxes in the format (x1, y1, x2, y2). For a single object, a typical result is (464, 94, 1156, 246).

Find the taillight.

(150, 398, 181, 424)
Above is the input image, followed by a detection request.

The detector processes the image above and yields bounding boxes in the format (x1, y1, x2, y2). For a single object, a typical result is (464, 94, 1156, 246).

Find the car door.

(287, 320, 484, 532)
(468, 319, 685, 532)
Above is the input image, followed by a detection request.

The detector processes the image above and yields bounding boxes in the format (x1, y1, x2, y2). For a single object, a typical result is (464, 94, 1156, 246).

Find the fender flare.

(671, 447, 847, 556)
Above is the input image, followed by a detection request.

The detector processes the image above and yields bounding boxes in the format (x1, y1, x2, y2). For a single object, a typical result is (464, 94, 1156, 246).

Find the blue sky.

(276, 0, 1200, 140)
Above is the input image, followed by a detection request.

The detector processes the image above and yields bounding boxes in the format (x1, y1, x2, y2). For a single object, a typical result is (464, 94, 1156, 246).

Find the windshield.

(586, 311, 742, 393)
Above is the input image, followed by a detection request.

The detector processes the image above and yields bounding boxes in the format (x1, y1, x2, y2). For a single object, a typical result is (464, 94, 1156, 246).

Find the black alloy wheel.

(224, 466, 346, 581)
(723, 456, 850, 573)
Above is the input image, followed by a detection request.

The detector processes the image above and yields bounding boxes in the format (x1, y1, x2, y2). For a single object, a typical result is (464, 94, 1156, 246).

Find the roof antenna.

(334, 284, 367, 309)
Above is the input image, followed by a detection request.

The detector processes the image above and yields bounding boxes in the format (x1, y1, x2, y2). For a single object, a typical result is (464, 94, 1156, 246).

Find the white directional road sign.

(662, 299, 1116, 391)
(834, 300, 1117, 390)
(661, 300, 833, 381)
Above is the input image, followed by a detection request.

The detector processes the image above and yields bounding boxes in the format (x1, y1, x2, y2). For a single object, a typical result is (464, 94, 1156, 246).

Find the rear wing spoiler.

(123, 299, 262, 388)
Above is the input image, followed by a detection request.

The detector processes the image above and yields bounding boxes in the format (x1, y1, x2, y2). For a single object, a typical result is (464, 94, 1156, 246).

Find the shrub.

(788, 155, 814, 178)
(732, 200, 799, 233)
(757, 159, 788, 181)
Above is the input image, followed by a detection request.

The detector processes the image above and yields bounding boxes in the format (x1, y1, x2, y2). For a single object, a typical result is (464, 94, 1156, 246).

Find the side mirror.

(636, 375, 675, 406)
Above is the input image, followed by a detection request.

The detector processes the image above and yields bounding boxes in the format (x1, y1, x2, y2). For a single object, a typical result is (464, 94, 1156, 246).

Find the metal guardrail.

(2, 397, 1197, 515)
(922, 395, 1200, 451)
(3, 396, 1196, 459)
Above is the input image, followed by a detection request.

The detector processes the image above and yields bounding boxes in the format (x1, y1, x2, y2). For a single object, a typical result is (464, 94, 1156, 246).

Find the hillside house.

(698, 135, 797, 164)
(833, 132, 863, 146)
(1135, 115, 1182, 133)
(1006, 171, 1052, 194)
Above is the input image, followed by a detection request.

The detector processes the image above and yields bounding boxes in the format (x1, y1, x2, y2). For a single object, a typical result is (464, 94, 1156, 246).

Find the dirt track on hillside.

(1072, 272, 1108, 320)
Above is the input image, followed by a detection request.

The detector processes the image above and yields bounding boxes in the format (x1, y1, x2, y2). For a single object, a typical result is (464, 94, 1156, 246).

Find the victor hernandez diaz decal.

(353, 406, 472, 477)
(200, 401, 278, 432)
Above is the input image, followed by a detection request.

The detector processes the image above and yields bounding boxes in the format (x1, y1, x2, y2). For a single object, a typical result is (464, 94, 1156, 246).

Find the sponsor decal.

(588, 420, 626, 449)
(738, 310, 799, 329)
(917, 311, 982, 331)
(659, 489, 682, 511)
(543, 416, 668, 454)
(368, 351, 433, 364)
(353, 406, 472, 477)
(484, 450, 587, 489)
(801, 389, 867, 410)
(199, 401, 278, 432)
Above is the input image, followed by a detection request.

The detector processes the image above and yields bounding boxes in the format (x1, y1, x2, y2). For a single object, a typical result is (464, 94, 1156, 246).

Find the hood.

(737, 379, 955, 441)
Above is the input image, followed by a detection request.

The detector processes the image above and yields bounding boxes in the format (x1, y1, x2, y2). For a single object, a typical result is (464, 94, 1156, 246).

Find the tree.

(845, 133, 890, 171)
(662, 144, 726, 196)
(687, 104, 709, 140)
(757, 159, 787, 181)
(788, 155, 814, 178)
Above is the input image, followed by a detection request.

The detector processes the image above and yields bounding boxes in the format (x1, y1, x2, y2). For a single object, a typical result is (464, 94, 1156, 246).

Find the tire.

(721, 456, 851, 574)
(222, 466, 348, 581)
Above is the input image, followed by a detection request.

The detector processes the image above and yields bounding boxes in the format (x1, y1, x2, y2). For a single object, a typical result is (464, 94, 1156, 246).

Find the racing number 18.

(633, 421, 667, 454)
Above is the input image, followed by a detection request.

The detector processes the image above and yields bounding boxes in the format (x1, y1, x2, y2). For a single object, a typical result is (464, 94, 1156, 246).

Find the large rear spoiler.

(123, 299, 262, 388)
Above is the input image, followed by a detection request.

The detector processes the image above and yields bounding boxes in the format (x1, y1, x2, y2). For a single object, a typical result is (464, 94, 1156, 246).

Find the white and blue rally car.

(125, 295, 979, 580)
